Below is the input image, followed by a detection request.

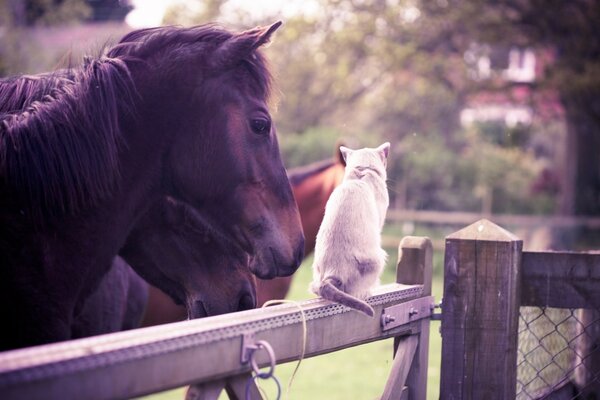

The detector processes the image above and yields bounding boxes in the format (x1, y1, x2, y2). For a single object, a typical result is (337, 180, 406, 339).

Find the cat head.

(340, 142, 390, 180)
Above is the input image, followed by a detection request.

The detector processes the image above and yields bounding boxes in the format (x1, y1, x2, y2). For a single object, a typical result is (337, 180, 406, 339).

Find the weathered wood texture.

(224, 374, 262, 400)
(185, 380, 226, 400)
(521, 251, 600, 308)
(184, 374, 262, 400)
(0, 283, 424, 400)
(440, 219, 522, 399)
(573, 309, 600, 397)
(392, 236, 433, 400)
(381, 335, 419, 400)
(387, 208, 600, 229)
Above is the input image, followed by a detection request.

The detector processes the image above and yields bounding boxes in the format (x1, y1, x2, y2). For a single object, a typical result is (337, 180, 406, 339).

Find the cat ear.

(334, 139, 347, 166)
(377, 142, 390, 166)
(339, 146, 352, 163)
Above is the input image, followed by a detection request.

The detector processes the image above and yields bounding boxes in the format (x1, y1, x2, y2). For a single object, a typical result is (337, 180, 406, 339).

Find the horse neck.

(292, 162, 345, 255)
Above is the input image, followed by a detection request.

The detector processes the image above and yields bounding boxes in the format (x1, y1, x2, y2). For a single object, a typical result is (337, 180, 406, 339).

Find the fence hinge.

(430, 300, 442, 321)
(380, 295, 436, 331)
(240, 332, 257, 364)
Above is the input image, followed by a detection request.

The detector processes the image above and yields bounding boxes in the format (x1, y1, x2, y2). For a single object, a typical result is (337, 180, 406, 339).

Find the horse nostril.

(295, 241, 305, 265)
(238, 293, 256, 311)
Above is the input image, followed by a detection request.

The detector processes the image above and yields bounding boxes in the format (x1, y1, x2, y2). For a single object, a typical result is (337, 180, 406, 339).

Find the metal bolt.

(381, 314, 396, 325)
(409, 307, 419, 316)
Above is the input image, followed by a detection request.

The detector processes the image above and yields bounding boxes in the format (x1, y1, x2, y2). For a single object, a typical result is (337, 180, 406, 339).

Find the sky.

(126, 0, 320, 28)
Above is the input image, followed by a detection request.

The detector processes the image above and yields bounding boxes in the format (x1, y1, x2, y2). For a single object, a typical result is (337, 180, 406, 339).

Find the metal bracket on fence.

(430, 299, 442, 321)
(240, 332, 281, 400)
(241, 333, 258, 364)
(380, 296, 436, 331)
(240, 333, 276, 373)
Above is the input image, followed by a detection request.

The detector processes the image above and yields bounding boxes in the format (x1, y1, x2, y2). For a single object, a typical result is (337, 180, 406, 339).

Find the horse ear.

(252, 20, 282, 48)
(210, 21, 282, 70)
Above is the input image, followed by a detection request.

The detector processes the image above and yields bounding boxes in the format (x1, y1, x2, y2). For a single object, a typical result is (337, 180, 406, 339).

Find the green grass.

(139, 235, 444, 400)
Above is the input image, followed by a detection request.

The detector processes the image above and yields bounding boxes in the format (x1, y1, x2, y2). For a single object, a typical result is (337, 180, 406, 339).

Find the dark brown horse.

(139, 149, 346, 325)
(0, 65, 256, 338)
(72, 256, 148, 338)
(0, 22, 303, 350)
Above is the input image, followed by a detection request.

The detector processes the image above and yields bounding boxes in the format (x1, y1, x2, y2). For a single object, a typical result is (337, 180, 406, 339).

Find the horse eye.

(250, 118, 270, 135)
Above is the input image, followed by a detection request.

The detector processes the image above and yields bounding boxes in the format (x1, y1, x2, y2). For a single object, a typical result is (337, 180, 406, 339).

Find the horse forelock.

(0, 57, 136, 220)
(107, 25, 273, 101)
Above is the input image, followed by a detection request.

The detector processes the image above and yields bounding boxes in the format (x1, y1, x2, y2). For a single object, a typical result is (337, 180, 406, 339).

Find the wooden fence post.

(574, 309, 600, 397)
(440, 219, 522, 399)
(387, 236, 433, 400)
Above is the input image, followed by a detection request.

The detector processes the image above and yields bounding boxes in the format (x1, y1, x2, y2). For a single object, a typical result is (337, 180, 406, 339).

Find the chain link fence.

(517, 306, 600, 399)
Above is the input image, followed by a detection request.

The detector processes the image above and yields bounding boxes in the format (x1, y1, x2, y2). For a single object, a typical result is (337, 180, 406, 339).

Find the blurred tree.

(163, 0, 225, 26)
(1, 0, 90, 27)
(408, 0, 600, 244)
(0, 0, 91, 75)
(86, 0, 132, 22)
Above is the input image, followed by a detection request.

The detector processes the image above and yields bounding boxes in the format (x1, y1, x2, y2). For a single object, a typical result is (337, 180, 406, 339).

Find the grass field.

(140, 228, 445, 400)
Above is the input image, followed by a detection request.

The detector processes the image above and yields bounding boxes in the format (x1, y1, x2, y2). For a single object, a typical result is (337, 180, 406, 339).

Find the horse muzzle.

(250, 236, 304, 279)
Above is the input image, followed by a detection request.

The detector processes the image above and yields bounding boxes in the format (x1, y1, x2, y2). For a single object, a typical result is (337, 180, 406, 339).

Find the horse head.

(123, 22, 305, 279)
(121, 197, 256, 318)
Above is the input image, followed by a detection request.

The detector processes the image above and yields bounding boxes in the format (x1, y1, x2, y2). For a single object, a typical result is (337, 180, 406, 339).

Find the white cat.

(310, 142, 390, 317)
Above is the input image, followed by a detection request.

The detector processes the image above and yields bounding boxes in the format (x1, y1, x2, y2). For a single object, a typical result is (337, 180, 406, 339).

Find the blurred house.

(460, 45, 563, 128)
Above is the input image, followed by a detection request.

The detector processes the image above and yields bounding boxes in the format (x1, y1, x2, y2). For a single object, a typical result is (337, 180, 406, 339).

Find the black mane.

(0, 58, 133, 219)
(0, 72, 75, 115)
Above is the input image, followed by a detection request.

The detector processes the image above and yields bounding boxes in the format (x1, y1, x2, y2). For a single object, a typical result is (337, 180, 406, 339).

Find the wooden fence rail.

(440, 219, 600, 399)
(0, 237, 434, 400)
(387, 209, 600, 229)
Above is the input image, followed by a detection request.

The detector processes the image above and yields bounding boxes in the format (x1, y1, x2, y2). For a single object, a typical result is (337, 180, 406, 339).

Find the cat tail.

(318, 277, 374, 317)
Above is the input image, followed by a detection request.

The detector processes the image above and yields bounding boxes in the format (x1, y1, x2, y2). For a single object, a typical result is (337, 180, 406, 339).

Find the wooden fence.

(440, 219, 600, 399)
(387, 209, 600, 229)
(0, 237, 434, 400)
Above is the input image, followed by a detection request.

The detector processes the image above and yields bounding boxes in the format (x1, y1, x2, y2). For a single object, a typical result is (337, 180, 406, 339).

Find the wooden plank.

(0, 283, 424, 400)
(395, 236, 433, 400)
(380, 335, 418, 400)
(521, 251, 600, 308)
(185, 381, 225, 400)
(440, 219, 522, 400)
(400, 386, 409, 400)
(386, 209, 600, 229)
(396, 236, 433, 295)
(224, 373, 263, 400)
(573, 309, 600, 397)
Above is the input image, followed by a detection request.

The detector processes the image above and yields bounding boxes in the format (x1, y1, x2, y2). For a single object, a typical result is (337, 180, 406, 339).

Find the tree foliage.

(1, 0, 90, 27)
(0, 0, 91, 75)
